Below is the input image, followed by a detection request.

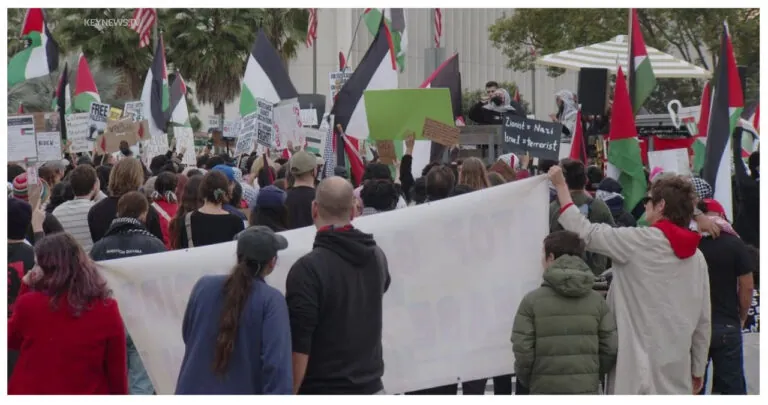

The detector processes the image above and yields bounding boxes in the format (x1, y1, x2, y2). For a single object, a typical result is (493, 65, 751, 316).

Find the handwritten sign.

(109, 107, 124, 120)
(235, 116, 255, 156)
(648, 148, 691, 176)
(65, 113, 92, 153)
(502, 114, 562, 160)
(329, 70, 353, 106)
(256, 98, 274, 147)
(35, 132, 63, 162)
(88, 102, 110, 140)
(376, 140, 397, 164)
(222, 120, 239, 139)
(274, 100, 303, 149)
(96, 118, 141, 154)
(422, 118, 460, 147)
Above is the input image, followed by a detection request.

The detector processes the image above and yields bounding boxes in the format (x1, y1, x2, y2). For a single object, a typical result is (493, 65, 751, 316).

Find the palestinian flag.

(332, 16, 398, 141)
(140, 36, 170, 138)
(702, 22, 743, 221)
(52, 62, 71, 140)
(240, 30, 298, 116)
(363, 8, 407, 73)
(628, 8, 656, 114)
(8, 8, 59, 86)
(333, 125, 365, 186)
(170, 72, 191, 127)
(691, 81, 711, 174)
(607, 67, 646, 211)
(18, 103, 24, 113)
(420, 53, 463, 160)
(73, 53, 100, 113)
(569, 109, 587, 163)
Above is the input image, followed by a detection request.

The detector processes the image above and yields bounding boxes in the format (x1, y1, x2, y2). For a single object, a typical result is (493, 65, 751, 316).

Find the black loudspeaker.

(737, 66, 747, 97)
(577, 68, 609, 116)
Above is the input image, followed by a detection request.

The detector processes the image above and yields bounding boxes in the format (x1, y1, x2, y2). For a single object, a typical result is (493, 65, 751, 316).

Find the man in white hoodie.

(549, 166, 711, 394)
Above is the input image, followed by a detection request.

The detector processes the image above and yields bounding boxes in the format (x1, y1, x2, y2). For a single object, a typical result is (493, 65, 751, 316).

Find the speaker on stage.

(577, 68, 609, 116)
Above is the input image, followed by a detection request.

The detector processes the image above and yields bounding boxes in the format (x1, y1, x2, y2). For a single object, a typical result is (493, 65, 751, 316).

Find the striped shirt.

(52, 198, 95, 253)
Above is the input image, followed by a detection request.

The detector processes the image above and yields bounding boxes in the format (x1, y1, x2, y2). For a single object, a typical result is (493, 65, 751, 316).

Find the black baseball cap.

(234, 225, 288, 262)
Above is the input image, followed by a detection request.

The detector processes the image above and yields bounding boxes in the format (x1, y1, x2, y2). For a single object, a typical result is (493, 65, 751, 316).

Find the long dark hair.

(213, 256, 270, 375)
(249, 206, 289, 232)
(169, 175, 204, 249)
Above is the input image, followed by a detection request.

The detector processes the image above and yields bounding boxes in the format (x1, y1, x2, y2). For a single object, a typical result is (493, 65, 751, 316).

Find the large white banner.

(99, 176, 549, 394)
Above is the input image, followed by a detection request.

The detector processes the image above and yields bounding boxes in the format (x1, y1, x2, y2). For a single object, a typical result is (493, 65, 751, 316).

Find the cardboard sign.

(502, 114, 562, 161)
(109, 107, 124, 120)
(65, 113, 92, 153)
(422, 118, 460, 146)
(35, 132, 63, 162)
(8, 115, 37, 162)
(376, 140, 397, 164)
(88, 102, 111, 140)
(123, 101, 144, 121)
(31, 112, 62, 132)
(96, 118, 141, 154)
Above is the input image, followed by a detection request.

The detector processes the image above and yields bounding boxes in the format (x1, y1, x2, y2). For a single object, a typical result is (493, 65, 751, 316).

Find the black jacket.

(732, 131, 759, 247)
(90, 217, 167, 261)
(88, 196, 164, 243)
(285, 227, 390, 394)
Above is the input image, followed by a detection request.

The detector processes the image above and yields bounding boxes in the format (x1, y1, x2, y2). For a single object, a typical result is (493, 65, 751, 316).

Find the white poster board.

(207, 115, 221, 132)
(234, 115, 256, 157)
(256, 98, 274, 147)
(8, 115, 38, 162)
(65, 113, 92, 154)
(88, 102, 111, 140)
(648, 148, 691, 176)
(35, 132, 62, 162)
(174, 127, 196, 165)
(99, 176, 549, 394)
(329, 70, 353, 108)
(273, 100, 303, 150)
(222, 120, 238, 139)
(300, 109, 318, 127)
(123, 101, 144, 122)
(142, 133, 169, 166)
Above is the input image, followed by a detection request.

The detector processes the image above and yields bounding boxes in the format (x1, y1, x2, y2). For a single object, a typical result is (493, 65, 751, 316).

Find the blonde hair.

(250, 155, 275, 180)
(108, 157, 145, 197)
(458, 157, 490, 190)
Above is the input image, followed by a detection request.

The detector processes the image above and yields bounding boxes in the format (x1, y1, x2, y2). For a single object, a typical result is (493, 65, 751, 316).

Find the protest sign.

(300, 108, 318, 127)
(35, 132, 63, 162)
(31, 112, 62, 132)
(256, 98, 274, 147)
(141, 133, 169, 166)
(647, 148, 691, 176)
(273, 100, 303, 149)
(96, 118, 141, 154)
(422, 118, 460, 146)
(123, 101, 144, 121)
(109, 107, 124, 120)
(329, 70, 353, 105)
(174, 127, 196, 165)
(502, 114, 562, 160)
(234, 115, 256, 156)
(65, 113, 92, 153)
(376, 140, 397, 164)
(100, 175, 549, 394)
(8, 115, 37, 162)
(364, 89, 455, 140)
(222, 120, 238, 139)
(88, 102, 110, 140)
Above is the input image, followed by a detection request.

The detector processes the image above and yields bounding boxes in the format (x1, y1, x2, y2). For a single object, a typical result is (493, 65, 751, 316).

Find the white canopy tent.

(535, 35, 711, 79)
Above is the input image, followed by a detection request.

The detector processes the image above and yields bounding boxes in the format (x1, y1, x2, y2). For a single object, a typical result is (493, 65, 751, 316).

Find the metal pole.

(312, 39, 317, 94)
(152, 8, 158, 51)
(530, 67, 536, 117)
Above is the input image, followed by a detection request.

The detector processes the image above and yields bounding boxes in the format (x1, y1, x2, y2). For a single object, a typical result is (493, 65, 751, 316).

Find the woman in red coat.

(150, 171, 180, 249)
(7, 232, 128, 395)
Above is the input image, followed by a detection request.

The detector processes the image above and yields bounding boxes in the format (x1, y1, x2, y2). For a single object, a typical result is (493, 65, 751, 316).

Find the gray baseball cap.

(234, 225, 288, 262)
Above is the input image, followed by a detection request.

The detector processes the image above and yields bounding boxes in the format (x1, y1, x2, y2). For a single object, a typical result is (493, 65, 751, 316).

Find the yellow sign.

(109, 107, 123, 120)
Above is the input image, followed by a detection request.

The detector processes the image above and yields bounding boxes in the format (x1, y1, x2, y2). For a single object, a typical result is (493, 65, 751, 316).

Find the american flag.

(306, 8, 318, 47)
(130, 8, 157, 48)
(434, 8, 443, 48)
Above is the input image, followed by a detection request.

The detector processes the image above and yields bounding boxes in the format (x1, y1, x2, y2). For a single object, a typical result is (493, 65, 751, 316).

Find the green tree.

(7, 9, 26, 57)
(46, 8, 152, 99)
(488, 9, 759, 112)
(8, 53, 121, 113)
(254, 8, 309, 68)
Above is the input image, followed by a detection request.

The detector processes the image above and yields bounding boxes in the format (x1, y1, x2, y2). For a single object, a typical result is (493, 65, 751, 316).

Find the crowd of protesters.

(6, 134, 759, 395)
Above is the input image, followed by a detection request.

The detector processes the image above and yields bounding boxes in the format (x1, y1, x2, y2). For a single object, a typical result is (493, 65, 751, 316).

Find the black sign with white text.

(502, 114, 562, 160)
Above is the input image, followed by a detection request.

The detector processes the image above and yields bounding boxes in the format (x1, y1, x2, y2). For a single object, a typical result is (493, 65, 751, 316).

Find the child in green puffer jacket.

(511, 230, 618, 394)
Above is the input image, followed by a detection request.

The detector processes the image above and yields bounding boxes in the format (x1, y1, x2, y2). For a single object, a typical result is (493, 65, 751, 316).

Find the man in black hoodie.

(285, 176, 391, 395)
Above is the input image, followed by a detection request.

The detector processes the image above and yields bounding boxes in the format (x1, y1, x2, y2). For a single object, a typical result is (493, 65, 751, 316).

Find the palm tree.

(50, 8, 152, 99)
(161, 8, 258, 120)
(7, 9, 26, 57)
(8, 53, 122, 113)
(254, 8, 309, 69)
